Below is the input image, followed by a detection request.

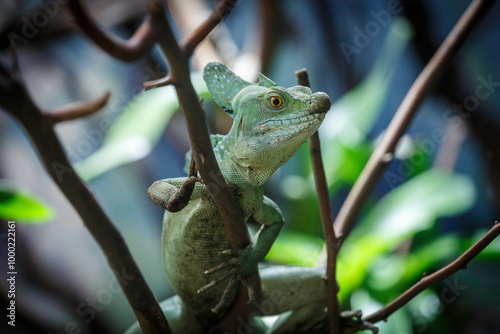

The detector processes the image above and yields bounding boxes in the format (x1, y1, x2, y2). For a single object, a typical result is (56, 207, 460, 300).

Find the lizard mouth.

(252, 110, 323, 133)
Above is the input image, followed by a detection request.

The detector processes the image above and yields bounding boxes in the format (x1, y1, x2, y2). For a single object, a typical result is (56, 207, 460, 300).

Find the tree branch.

(333, 0, 496, 240)
(145, 1, 257, 331)
(0, 61, 171, 333)
(144, 0, 238, 89)
(67, 0, 251, 330)
(67, 0, 158, 62)
(295, 69, 341, 334)
(364, 221, 500, 324)
(46, 91, 111, 124)
(143, 75, 175, 90)
(179, 0, 238, 57)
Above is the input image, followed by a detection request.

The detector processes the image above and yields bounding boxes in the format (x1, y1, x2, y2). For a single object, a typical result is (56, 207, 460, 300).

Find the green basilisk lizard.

(126, 62, 331, 333)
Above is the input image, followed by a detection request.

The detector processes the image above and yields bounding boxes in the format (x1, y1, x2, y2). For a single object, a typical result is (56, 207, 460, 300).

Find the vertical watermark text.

(6, 221, 16, 327)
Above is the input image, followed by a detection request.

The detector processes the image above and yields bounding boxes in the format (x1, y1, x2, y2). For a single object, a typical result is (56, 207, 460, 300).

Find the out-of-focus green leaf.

(354, 170, 475, 239)
(324, 18, 413, 142)
(337, 170, 476, 299)
(265, 231, 323, 267)
(0, 182, 54, 223)
(317, 18, 413, 192)
(75, 73, 210, 181)
(327, 141, 372, 192)
(399, 235, 459, 284)
(367, 235, 460, 298)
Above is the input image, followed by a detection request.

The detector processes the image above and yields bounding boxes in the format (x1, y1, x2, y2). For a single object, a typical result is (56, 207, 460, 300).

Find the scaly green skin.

(126, 63, 331, 333)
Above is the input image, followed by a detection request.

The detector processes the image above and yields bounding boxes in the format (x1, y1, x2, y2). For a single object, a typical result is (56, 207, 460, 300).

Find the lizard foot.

(197, 249, 258, 313)
(341, 310, 378, 334)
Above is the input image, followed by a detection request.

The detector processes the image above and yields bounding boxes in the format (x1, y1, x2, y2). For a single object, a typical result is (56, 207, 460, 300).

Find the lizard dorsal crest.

(257, 73, 277, 88)
(203, 62, 251, 117)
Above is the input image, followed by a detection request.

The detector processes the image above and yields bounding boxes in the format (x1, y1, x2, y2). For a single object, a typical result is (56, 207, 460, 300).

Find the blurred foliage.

(5, 12, 494, 334)
(55, 17, 498, 333)
(75, 74, 211, 181)
(1, 1, 498, 333)
(264, 18, 499, 333)
(0, 180, 53, 223)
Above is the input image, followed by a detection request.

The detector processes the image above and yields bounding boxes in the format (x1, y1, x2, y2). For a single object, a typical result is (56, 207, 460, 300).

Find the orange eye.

(268, 96, 283, 108)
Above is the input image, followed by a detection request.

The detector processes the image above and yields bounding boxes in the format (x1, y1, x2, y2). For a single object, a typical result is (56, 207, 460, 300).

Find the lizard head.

(203, 62, 330, 186)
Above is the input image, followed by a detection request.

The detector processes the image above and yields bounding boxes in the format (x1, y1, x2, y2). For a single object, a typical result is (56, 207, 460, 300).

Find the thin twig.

(295, 69, 341, 334)
(143, 75, 175, 90)
(0, 62, 172, 333)
(334, 0, 496, 239)
(145, 0, 238, 88)
(67, 0, 158, 62)
(364, 221, 500, 324)
(179, 0, 238, 56)
(46, 91, 110, 124)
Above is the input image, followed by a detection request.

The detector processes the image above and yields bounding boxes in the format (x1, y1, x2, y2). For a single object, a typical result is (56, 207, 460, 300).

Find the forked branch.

(333, 0, 496, 239)
(180, 0, 238, 56)
(67, 0, 158, 62)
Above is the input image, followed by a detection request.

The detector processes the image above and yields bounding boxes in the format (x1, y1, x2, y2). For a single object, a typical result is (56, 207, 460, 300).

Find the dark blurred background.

(0, 0, 499, 333)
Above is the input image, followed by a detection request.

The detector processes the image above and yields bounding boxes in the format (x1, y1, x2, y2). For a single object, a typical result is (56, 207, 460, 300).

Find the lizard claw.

(203, 257, 238, 274)
(197, 267, 240, 293)
(210, 275, 239, 313)
(197, 247, 258, 313)
(241, 277, 257, 302)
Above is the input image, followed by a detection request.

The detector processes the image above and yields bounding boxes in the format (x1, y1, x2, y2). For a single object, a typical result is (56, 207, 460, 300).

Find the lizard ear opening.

(257, 73, 277, 88)
(203, 62, 251, 117)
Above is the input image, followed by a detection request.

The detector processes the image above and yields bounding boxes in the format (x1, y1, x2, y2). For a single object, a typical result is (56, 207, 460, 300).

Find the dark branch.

(364, 221, 500, 324)
(180, 0, 238, 57)
(295, 69, 342, 334)
(0, 49, 172, 334)
(67, 0, 158, 62)
(333, 0, 497, 240)
(144, 1, 258, 331)
(46, 91, 110, 124)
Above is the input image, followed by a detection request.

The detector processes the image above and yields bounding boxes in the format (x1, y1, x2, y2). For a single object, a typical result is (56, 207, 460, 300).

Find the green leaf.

(318, 18, 413, 192)
(0, 182, 54, 223)
(367, 235, 460, 297)
(355, 170, 476, 239)
(265, 231, 323, 267)
(321, 17, 413, 144)
(337, 170, 476, 299)
(75, 73, 210, 181)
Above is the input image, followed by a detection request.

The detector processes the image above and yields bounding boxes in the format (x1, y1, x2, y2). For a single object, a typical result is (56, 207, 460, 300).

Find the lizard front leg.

(148, 177, 204, 212)
(197, 196, 284, 313)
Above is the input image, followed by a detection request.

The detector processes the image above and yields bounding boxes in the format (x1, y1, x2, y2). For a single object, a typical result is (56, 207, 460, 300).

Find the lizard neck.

(214, 134, 279, 187)
(214, 134, 273, 187)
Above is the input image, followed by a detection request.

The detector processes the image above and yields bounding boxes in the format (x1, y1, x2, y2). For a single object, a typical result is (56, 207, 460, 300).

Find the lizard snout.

(309, 92, 331, 114)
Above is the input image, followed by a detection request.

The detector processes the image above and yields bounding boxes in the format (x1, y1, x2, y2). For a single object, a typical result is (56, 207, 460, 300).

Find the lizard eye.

(268, 96, 283, 108)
